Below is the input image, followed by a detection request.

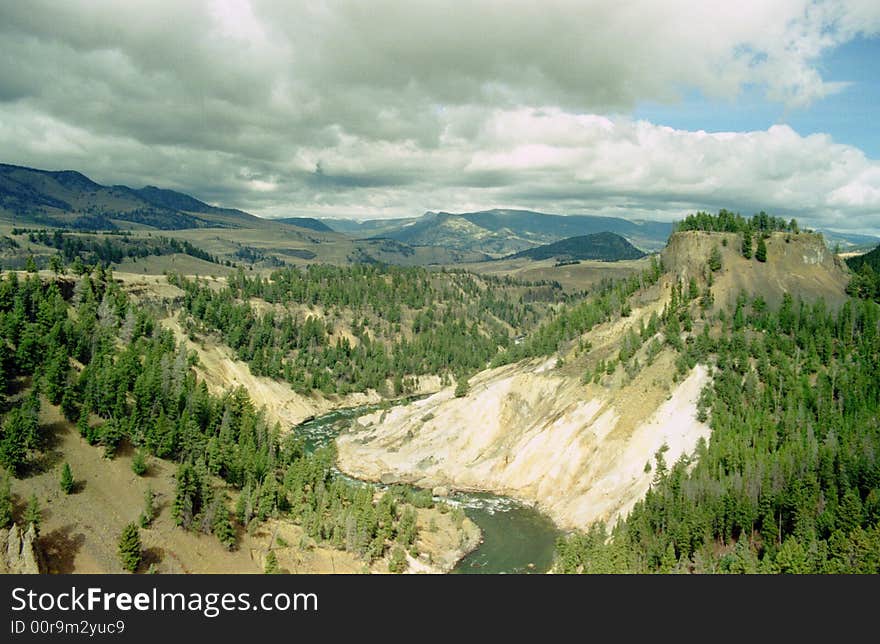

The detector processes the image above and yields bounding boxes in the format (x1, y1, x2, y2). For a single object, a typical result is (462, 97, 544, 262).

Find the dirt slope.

(662, 230, 849, 309)
(9, 402, 474, 574)
(337, 347, 710, 531)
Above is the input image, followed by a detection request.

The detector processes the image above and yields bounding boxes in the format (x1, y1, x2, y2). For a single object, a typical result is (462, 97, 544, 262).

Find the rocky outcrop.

(337, 355, 711, 531)
(661, 230, 849, 309)
(1, 523, 43, 574)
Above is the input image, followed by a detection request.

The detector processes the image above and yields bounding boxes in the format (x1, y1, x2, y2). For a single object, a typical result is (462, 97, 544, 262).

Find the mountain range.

(3, 163, 877, 260)
(322, 208, 674, 256)
(0, 163, 276, 231)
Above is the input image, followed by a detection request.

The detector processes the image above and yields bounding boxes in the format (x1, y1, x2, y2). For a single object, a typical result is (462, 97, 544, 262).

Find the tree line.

(556, 292, 880, 573)
(0, 265, 459, 569)
(170, 264, 568, 396)
(846, 245, 880, 303)
(16, 229, 227, 268)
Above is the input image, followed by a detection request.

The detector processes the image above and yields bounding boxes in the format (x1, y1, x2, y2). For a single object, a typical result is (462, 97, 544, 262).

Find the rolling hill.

(324, 209, 673, 257)
(0, 163, 267, 230)
(505, 232, 646, 262)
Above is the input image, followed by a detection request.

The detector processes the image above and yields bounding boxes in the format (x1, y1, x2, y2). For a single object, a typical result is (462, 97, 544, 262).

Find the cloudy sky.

(1, 1, 880, 233)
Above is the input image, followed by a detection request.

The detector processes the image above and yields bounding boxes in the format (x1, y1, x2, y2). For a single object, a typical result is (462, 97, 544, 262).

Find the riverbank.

(296, 407, 560, 574)
(250, 504, 480, 574)
(335, 358, 710, 531)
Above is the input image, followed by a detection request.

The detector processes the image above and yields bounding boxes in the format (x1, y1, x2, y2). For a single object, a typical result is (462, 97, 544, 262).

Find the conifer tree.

(131, 450, 147, 476)
(60, 462, 74, 494)
(140, 486, 155, 528)
(454, 374, 469, 398)
(708, 246, 722, 272)
(0, 476, 12, 529)
(117, 523, 142, 573)
(756, 235, 768, 263)
(742, 231, 753, 259)
(212, 501, 237, 551)
(24, 494, 41, 535)
(0, 410, 27, 475)
(264, 550, 279, 574)
(388, 546, 408, 573)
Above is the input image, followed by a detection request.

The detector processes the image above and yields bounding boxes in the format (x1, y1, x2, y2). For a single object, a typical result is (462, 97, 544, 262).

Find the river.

(294, 405, 562, 574)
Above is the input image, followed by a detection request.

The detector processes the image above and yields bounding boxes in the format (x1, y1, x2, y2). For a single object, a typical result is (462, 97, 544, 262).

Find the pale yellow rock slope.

(337, 355, 710, 531)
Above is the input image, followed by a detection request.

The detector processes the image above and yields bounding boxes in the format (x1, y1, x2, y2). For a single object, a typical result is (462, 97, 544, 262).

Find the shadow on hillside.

(41, 524, 85, 574)
(141, 546, 164, 572)
(26, 419, 68, 476)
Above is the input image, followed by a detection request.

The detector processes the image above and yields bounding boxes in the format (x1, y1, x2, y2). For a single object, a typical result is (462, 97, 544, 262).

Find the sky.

(1, 1, 879, 234)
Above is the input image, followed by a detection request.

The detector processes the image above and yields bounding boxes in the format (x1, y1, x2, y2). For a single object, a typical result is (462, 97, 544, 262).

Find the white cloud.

(0, 1, 879, 231)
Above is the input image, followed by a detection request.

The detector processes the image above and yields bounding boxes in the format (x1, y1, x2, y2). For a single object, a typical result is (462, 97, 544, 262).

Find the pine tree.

(212, 501, 237, 551)
(388, 546, 408, 573)
(117, 523, 142, 573)
(742, 231, 753, 259)
(756, 235, 768, 263)
(49, 255, 63, 275)
(60, 462, 74, 494)
(708, 246, 722, 272)
(264, 550, 279, 574)
(140, 486, 155, 528)
(24, 494, 41, 535)
(172, 464, 201, 529)
(60, 385, 79, 423)
(235, 484, 252, 526)
(131, 450, 147, 476)
(454, 374, 469, 398)
(0, 476, 12, 528)
(0, 417, 26, 477)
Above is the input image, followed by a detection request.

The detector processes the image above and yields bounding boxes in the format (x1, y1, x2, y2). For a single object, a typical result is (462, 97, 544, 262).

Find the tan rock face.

(661, 230, 849, 310)
(337, 357, 711, 531)
(0, 523, 42, 574)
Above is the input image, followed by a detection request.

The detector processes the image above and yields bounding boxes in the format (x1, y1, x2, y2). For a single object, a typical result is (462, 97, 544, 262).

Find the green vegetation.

(675, 209, 800, 236)
(132, 450, 147, 476)
(0, 475, 12, 528)
(24, 494, 41, 535)
(264, 551, 279, 574)
(140, 486, 155, 528)
(708, 246, 722, 272)
(492, 256, 663, 366)
(846, 245, 880, 303)
(117, 523, 142, 573)
(14, 229, 228, 269)
(60, 462, 74, 494)
(0, 267, 441, 560)
(676, 209, 802, 263)
(756, 235, 768, 263)
(388, 546, 408, 573)
(172, 264, 566, 396)
(454, 374, 470, 398)
(742, 231, 753, 259)
(556, 294, 880, 573)
(212, 501, 237, 551)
